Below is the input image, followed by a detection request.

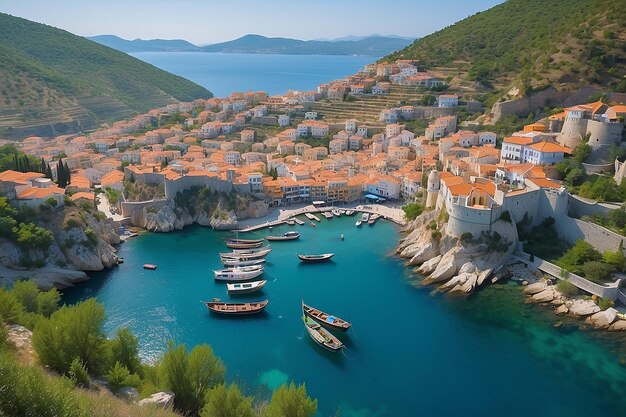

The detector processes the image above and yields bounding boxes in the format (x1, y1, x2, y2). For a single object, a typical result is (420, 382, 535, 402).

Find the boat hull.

(303, 316, 343, 351)
(297, 253, 334, 263)
(221, 258, 266, 267)
(303, 303, 351, 331)
(226, 241, 263, 249)
(266, 233, 300, 241)
(227, 280, 266, 294)
(204, 300, 268, 315)
(214, 268, 264, 282)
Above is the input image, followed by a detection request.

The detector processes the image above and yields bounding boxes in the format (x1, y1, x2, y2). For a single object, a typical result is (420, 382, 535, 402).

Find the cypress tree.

(13, 154, 19, 171)
(57, 158, 66, 187)
(65, 161, 71, 187)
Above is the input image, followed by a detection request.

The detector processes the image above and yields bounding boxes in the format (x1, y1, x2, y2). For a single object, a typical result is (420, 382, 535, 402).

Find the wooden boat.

(221, 257, 266, 267)
(345, 210, 355, 216)
(213, 265, 264, 281)
(226, 238, 264, 245)
(303, 315, 343, 351)
(321, 211, 333, 219)
(355, 220, 362, 228)
(143, 264, 157, 270)
(203, 298, 268, 315)
(368, 214, 381, 225)
(227, 279, 266, 295)
(331, 209, 341, 217)
(305, 213, 320, 222)
(226, 240, 263, 249)
(232, 245, 272, 255)
(293, 217, 305, 225)
(266, 231, 300, 241)
(361, 213, 370, 222)
(220, 248, 271, 259)
(297, 253, 334, 263)
(302, 302, 351, 331)
(286, 218, 296, 226)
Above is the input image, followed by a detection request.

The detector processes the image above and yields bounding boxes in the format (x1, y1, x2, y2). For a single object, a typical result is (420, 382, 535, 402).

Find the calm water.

(63, 217, 626, 416)
(130, 52, 374, 97)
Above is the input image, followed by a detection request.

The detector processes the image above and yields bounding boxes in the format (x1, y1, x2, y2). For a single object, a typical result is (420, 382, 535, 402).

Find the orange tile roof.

(447, 183, 474, 196)
(503, 136, 535, 146)
(70, 192, 95, 201)
(17, 186, 64, 199)
(527, 141, 571, 154)
(529, 178, 562, 189)
(0, 170, 45, 184)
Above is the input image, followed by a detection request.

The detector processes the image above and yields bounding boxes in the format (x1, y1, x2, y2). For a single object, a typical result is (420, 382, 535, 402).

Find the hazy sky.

(1, 0, 504, 44)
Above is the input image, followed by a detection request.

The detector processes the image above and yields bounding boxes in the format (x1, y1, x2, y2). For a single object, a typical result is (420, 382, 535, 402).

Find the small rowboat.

(331, 209, 341, 217)
(303, 315, 343, 351)
(221, 257, 266, 267)
(227, 238, 264, 245)
(266, 231, 300, 241)
(355, 220, 362, 228)
(297, 253, 334, 263)
(220, 248, 271, 260)
(227, 279, 266, 295)
(232, 245, 272, 255)
(368, 214, 381, 225)
(345, 210, 355, 216)
(302, 301, 351, 331)
(213, 265, 264, 281)
(321, 211, 333, 219)
(226, 241, 263, 249)
(143, 264, 157, 270)
(286, 218, 296, 226)
(203, 298, 268, 315)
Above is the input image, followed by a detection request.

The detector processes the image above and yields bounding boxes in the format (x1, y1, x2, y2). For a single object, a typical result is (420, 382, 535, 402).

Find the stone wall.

(587, 119, 623, 150)
(164, 176, 235, 199)
(581, 162, 614, 175)
(556, 217, 626, 254)
(121, 199, 169, 218)
(567, 194, 619, 218)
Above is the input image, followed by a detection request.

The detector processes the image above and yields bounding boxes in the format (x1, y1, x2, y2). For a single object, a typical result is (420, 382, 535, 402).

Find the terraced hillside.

(0, 13, 212, 140)
(384, 0, 626, 94)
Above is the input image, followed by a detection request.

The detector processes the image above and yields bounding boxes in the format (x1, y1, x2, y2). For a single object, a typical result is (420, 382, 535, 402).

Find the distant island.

(87, 34, 415, 56)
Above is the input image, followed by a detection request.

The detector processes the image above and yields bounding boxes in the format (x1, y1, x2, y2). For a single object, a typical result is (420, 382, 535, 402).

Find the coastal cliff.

(397, 209, 517, 294)
(0, 204, 120, 290)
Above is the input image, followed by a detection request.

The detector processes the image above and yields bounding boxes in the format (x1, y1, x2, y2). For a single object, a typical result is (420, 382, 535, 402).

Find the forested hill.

(0, 13, 212, 140)
(384, 0, 626, 93)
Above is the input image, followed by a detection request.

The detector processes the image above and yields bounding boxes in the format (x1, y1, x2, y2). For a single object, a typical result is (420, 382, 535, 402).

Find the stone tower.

(426, 170, 440, 209)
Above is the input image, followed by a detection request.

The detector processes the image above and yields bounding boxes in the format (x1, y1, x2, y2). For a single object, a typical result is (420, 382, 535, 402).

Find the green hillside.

(384, 0, 626, 93)
(0, 13, 212, 139)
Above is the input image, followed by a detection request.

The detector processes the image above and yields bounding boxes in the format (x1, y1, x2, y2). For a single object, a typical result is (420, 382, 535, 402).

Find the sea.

(130, 52, 375, 98)
(62, 217, 626, 417)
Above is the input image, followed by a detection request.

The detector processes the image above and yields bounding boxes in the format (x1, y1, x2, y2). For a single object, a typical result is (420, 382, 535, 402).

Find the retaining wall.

(121, 199, 168, 218)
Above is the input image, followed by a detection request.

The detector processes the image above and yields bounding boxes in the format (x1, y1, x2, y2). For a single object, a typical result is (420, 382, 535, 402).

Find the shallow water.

(63, 217, 626, 416)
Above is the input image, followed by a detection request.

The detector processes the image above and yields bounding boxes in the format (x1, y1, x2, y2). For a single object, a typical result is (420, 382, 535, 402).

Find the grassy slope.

(0, 13, 212, 139)
(384, 0, 626, 93)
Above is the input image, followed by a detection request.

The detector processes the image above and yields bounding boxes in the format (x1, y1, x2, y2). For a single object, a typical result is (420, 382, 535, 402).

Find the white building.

(278, 114, 290, 127)
(438, 95, 459, 108)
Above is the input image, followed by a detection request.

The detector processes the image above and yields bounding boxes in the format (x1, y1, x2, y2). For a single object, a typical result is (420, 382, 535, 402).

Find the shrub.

(402, 202, 423, 221)
(110, 328, 141, 375)
(107, 362, 131, 391)
(431, 230, 442, 239)
(33, 298, 109, 375)
(0, 289, 23, 324)
(0, 319, 9, 350)
(597, 298, 614, 310)
(37, 288, 60, 318)
(12, 222, 53, 250)
(581, 261, 615, 283)
(428, 221, 438, 230)
(499, 210, 512, 223)
(460, 232, 473, 242)
(262, 382, 317, 417)
(65, 219, 81, 229)
(201, 383, 255, 417)
(556, 280, 578, 297)
(84, 228, 98, 246)
(68, 358, 90, 388)
(12, 280, 39, 313)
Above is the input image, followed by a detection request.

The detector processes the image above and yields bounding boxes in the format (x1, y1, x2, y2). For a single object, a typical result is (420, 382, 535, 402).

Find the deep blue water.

(130, 52, 374, 97)
(63, 217, 626, 417)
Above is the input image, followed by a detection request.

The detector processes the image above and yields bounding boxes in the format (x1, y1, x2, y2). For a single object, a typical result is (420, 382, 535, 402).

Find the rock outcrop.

(568, 299, 601, 316)
(138, 392, 175, 408)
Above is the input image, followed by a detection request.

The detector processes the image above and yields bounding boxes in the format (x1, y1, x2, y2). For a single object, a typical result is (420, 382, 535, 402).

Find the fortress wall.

(500, 190, 540, 224)
(121, 199, 168, 218)
(165, 176, 234, 199)
(587, 119, 623, 149)
(556, 118, 587, 148)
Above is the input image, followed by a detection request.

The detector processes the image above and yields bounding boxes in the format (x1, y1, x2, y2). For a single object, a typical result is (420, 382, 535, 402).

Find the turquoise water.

(62, 217, 626, 416)
(130, 52, 374, 97)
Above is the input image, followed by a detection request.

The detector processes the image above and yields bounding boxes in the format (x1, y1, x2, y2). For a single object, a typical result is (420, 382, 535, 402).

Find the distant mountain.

(88, 35, 201, 53)
(0, 13, 211, 139)
(201, 34, 414, 56)
(383, 0, 626, 93)
(327, 34, 415, 42)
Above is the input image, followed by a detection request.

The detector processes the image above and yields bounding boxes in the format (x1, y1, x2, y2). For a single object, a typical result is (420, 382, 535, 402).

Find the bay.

(62, 217, 626, 416)
(130, 52, 374, 97)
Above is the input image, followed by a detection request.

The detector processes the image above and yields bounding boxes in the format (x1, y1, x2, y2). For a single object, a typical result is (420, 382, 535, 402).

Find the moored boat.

(226, 240, 263, 249)
(286, 218, 296, 226)
(368, 214, 381, 225)
(361, 213, 370, 222)
(232, 245, 272, 255)
(220, 248, 271, 259)
(345, 210, 355, 216)
(355, 220, 362, 228)
(266, 231, 300, 241)
(227, 279, 266, 294)
(213, 265, 264, 281)
(221, 257, 266, 267)
(302, 301, 351, 331)
(331, 209, 341, 217)
(297, 253, 334, 262)
(226, 238, 264, 245)
(303, 315, 343, 351)
(203, 298, 268, 315)
(293, 217, 305, 225)
(321, 211, 333, 219)
(143, 264, 157, 270)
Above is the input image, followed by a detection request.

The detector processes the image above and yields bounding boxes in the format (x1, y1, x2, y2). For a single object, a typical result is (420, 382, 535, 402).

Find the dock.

(292, 217, 305, 225)
(305, 213, 321, 222)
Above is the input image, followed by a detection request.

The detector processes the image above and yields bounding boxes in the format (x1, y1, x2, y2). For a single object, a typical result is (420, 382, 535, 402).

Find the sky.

(1, 0, 504, 44)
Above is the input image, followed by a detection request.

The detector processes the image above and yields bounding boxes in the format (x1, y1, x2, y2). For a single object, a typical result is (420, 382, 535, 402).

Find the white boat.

(221, 258, 266, 267)
(368, 214, 381, 225)
(220, 247, 271, 259)
(266, 231, 300, 241)
(227, 279, 267, 294)
(361, 213, 370, 222)
(355, 220, 363, 228)
(322, 211, 333, 219)
(345, 210, 355, 216)
(214, 265, 264, 281)
(232, 245, 272, 255)
(286, 218, 296, 225)
(331, 209, 341, 217)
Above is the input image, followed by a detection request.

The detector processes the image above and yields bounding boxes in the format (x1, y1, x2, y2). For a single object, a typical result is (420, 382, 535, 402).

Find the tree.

(11, 280, 39, 313)
(573, 144, 591, 163)
(581, 260, 615, 283)
(36, 288, 60, 317)
(565, 167, 584, 186)
(603, 250, 626, 271)
(68, 358, 90, 388)
(32, 298, 109, 375)
(107, 362, 132, 391)
(263, 383, 317, 417)
(0, 289, 23, 324)
(402, 202, 423, 221)
(161, 342, 225, 415)
(110, 327, 141, 375)
(608, 208, 626, 229)
(201, 383, 255, 417)
(12, 222, 54, 251)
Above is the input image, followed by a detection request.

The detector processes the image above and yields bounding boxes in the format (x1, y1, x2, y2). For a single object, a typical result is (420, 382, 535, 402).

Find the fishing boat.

(213, 265, 264, 281)
(143, 264, 157, 270)
(203, 298, 268, 315)
(302, 301, 351, 331)
(297, 253, 334, 262)
(286, 218, 296, 226)
(226, 238, 264, 245)
(293, 217, 305, 225)
(232, 245, 272, 255)
(355, 220, 363, 228)
(361, 212, 370, 222)
(303, 315, 344, 352)
(321, 211, 333, 219)
(331, 209, 341, 217)
(226, 240, 263, 249)
(368, 214, 381, 225)
(221, 257, 266, 267)
(345, 210, 355, 216)
(227, 279, 266, 295)
(304, 213, 320, 222)
(220, 247, 271, 259)
(266, 231, 300, 241)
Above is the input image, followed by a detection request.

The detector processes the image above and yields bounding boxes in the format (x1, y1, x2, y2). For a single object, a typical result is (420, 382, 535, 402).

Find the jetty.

(305, 213, 321, 222)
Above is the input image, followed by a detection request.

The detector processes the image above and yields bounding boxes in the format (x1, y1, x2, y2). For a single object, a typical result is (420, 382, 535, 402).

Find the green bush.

(84, 228, 98, 246)
(556, 280, 578, 297)
(581, 261, 615, 283)
(201, 383, 255, 417)
(33, 298, 109, 375)
(110, 328, 141, 375)
(499, 211, 512, 223)
(12, 222, 54, 250)
(0, 319, 9, 350)
(0, 289, 23, 324)
(431, 230, 442, 239)
(402, 202, 424, 221)
(11, 280, 39, 313)
(460, 232, 473, 242)
(68, 358, 90, 388)
(597, 298, 614, 310)
(107, 362, 132, 391)
(262, 382, 317, 417)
